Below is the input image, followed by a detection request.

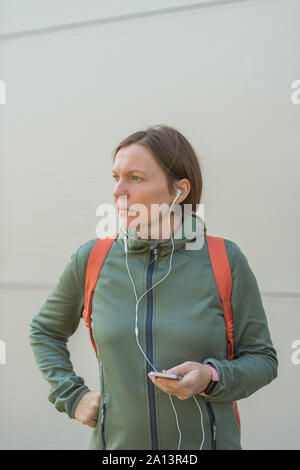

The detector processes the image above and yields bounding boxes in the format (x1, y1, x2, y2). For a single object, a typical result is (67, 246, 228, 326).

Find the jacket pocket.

(100, 402, 107, 450)
(206, 402, 216, 450)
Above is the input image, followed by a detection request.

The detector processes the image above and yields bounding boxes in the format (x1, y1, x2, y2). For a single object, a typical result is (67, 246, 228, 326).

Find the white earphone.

(122, 188, 205, 450)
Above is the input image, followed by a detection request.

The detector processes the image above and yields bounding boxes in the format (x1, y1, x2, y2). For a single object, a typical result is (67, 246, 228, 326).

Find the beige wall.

(0, 0, 299, 449)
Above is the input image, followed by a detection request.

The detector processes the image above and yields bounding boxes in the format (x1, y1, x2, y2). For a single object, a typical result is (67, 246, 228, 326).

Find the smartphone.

(148, 371, 184, 380)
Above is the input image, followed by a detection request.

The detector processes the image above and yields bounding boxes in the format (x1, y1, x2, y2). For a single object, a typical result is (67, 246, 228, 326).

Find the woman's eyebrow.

(112, 169, 149, 176)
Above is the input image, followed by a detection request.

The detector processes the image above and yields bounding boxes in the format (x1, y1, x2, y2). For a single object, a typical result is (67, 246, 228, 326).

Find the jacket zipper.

(206, 402, 216, 450)
(146, 245, 159, 450)
(101, 402, 107, 450)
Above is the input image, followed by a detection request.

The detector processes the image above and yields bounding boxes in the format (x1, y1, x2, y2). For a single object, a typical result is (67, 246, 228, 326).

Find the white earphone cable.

(123, 191, 205, 450)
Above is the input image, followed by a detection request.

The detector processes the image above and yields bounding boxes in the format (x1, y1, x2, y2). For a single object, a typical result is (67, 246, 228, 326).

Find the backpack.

(81, 233, 241, 435)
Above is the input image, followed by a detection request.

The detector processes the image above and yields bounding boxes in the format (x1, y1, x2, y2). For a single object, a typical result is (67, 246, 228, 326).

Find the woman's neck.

(135, 213, 183, 242)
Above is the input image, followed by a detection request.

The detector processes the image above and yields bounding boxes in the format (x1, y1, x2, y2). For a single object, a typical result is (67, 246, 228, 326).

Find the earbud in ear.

(170, 188, 182, 207)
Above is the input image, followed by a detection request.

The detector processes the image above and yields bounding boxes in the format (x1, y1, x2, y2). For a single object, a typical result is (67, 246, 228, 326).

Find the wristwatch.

(202, 364, 219, 395)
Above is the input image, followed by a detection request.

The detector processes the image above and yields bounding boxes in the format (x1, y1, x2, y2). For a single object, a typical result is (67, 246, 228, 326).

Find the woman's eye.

(113, 175, 141, 182)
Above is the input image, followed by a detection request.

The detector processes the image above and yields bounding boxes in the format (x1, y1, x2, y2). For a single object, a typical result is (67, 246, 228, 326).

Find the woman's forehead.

(114, 144, 162, 176)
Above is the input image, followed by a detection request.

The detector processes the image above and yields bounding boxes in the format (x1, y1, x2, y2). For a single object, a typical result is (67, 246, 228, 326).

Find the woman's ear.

(174, 179, 191, 203)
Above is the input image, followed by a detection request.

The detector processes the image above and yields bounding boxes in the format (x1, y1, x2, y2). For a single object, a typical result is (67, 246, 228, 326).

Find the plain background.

(0, 0, 299, 449)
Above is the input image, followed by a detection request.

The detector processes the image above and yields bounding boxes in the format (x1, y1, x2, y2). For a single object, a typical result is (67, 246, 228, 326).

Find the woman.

(29, 125, 278, 450)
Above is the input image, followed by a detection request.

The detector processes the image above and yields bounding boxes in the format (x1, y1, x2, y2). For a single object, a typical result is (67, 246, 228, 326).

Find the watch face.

(204, 380, 218, 395)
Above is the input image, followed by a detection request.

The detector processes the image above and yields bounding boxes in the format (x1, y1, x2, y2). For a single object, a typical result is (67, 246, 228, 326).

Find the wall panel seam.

(0, 0, 254, 41)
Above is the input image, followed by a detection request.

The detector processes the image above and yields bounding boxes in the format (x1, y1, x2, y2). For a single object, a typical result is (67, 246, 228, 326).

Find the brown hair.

(111, 124, 203, 217)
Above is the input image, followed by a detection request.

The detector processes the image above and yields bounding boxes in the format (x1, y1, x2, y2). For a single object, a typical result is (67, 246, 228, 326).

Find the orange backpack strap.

(206, 235, 241, 435)
(82, 234, 119, 358)
(206, 235, 234, 360)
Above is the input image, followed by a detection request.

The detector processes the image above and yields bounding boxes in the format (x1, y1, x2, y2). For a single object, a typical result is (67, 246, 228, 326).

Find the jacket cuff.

(49, 378, 91, 419)
(69, 386, 91, 419)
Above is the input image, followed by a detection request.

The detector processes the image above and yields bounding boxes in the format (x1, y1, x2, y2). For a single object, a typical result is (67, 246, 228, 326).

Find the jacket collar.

(119, 213, 206, 257)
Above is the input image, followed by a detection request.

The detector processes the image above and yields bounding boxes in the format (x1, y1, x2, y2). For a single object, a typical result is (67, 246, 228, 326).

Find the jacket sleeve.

(202, 240, 278, 403)
(29, 243, 94, 419)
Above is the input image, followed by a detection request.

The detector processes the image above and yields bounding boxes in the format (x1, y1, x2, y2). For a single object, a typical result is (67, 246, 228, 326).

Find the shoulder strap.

(206, 235, 234, 360)
(82, 233, 119, 358)
(206, 234, 241, 435)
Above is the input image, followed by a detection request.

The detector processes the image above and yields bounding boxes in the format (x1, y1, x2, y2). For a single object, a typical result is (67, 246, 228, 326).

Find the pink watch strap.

(205, 364, 219, 382)
(199, 364, 219, 396)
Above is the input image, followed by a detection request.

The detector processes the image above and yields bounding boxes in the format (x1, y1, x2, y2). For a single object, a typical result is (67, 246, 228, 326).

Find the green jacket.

(29, 214, 278, 450)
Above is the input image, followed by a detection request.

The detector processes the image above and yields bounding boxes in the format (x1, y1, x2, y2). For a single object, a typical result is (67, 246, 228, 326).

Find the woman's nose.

(113, 181, 129, 199)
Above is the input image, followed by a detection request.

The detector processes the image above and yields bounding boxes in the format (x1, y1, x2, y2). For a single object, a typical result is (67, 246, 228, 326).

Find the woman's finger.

(149, 375, 182, 395)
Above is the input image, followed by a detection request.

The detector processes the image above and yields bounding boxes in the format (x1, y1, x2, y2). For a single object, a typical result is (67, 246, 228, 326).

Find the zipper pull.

(150, 246, 159, 263)
(100, 404, 106, 424)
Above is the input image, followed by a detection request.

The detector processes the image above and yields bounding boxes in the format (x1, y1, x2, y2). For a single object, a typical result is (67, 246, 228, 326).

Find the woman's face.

(113, 143, 186, 239)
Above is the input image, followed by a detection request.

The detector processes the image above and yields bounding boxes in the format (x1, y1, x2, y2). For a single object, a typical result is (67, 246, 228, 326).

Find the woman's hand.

(148, 362, 212, 400)
(74, 390, 101, 428)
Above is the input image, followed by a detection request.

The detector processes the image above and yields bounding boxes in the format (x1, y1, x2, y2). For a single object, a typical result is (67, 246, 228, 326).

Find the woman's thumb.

(165, 362, 191, 375)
